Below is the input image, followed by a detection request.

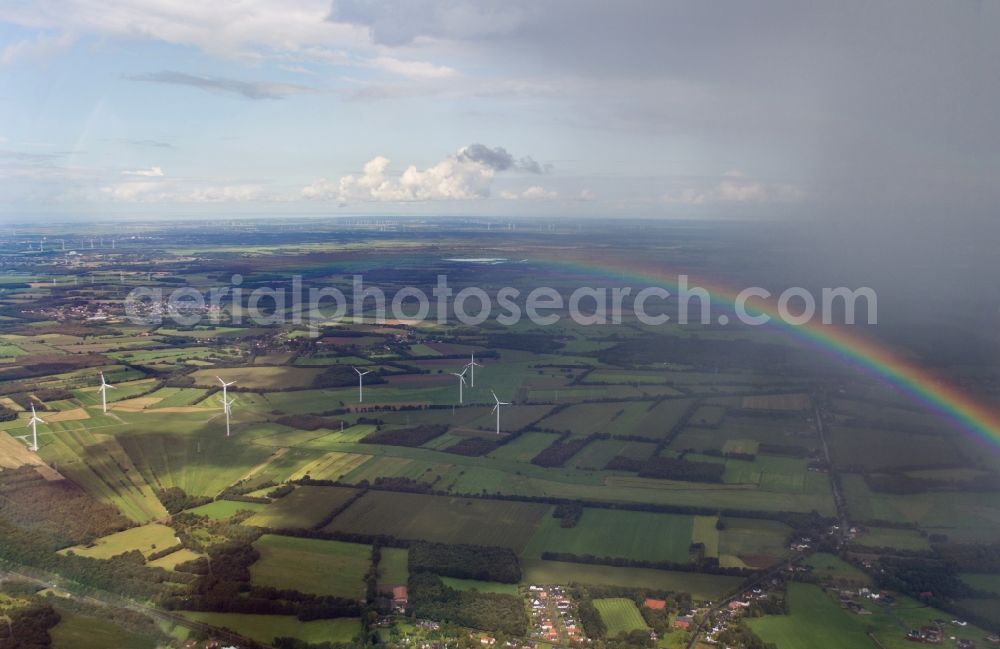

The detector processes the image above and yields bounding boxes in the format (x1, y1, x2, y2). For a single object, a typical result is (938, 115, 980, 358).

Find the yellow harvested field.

(60, 523, 179, 560)
(0, 397, 23, 411)
(191, 366, 323, 389)
(113, 397, 164, 411)
(291, 452, 372, 481)
(44, 408, 91, 422)
(0, 430, 47, 470)
(148, 547, 205, 570)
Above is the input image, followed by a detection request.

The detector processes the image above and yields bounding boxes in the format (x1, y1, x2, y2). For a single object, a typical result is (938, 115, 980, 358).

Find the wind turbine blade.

(491, 404, 499, 414)
(491, 390, 499, 404)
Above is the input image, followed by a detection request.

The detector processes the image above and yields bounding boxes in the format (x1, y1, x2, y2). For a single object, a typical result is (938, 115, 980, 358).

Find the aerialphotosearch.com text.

(124, 274, 877, 333)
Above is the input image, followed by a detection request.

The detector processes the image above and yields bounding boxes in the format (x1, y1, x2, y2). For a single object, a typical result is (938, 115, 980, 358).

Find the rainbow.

(539, 256, 1000, 449)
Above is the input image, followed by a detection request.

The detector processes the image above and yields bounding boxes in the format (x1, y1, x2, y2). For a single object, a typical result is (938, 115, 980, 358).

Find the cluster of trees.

(361, 424, 448, 448)
(0, 404, 17, 422)
(531, 434, 593, 468)
(873, 556, 971, 607)
(313, 365, 387, 389)
(168, 540, 360, 620)
(577, 599, 606, 638)
(0, 601, 61, 649)
(157, 486, 212, 515)
(409, 541, 521, 583)
(552, 502, 583, 528)
(0, 467, 130, 546)
(716, 623, 778, 649)
(0, 520, 184, 601)
(442, 437, 502, 456)
(407, 572, 528, 636)
(605, 455, 726, 483)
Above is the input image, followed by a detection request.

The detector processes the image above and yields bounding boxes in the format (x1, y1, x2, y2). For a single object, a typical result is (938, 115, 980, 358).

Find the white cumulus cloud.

(303, 145, 547, 203)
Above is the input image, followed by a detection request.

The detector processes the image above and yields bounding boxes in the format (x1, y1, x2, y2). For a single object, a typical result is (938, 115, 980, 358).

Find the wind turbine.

(465, 352, 483, 387)
(27, 404, 44, 452)
(450, 367, 468, 404)
(217, 377, 236, 402)
(491, 390, 510, 435)
(98, 372, 116, 413)
(221, 395, 235, 437)
(354, 367, 371, 403)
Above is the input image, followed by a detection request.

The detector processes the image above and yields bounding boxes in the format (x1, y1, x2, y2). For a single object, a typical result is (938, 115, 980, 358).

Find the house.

(644, 598, 667, 610)
(392, 585, 408, 610)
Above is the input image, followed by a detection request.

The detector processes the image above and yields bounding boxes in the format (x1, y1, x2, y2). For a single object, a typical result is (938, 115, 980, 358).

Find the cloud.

(303, 144, 547, 202)
(662, 172, 804, 205)
(500, 185, 558, 200)
(0, 31, 75, 66)
(101, 178, 263, 203)
(329, 0, 529, 46)
(122, 166, 164, 177)
(370, 56, 458, 79)
(457, 144, 549, 174)
(125, 71, 314, 100)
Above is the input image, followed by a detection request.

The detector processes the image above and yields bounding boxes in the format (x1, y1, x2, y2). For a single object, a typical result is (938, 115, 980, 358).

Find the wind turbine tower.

(27, 404, 44, 452)
(491, 390, 510, 435)
(98, 372, 116, 413)
(451, 367, 468, 404)
(354, 367, 372, 403)
(222, 396, 235, 437)
(465, 352, 482, 387)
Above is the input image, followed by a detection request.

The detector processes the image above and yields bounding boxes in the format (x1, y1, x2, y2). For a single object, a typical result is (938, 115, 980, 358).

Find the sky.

(0, 0, 998, 220)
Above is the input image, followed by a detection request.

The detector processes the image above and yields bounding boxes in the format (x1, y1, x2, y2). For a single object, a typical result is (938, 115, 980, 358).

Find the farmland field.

(249, 534, 370, 598)
(50, 611, 156, 649)
(520, 559, 740, 601)
(747, 583, 874, 649)
(593, 598, 649, 637)
(324, 491, 549, 550)
(179, 612, 361, 645)
(245, 485, 358, 529)
(523, 508, 701, 563)
(378, 547, 409, 585)
(60, 523, 178, 560)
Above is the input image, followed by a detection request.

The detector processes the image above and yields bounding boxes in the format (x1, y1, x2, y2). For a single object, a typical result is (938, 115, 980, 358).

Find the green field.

(521, 559, 740, 601)
(854, 526, 930, 551)
(523, 508, 701, 563)
(324, 491, 549, 550)
(378, 547, 409, 584)
(249, 534, 370, 598)
(593, 598, 649, 637)
(180, 612, 361, 645)
(536, 399, 694, 439)
(50, 610, 156, 649)
(748, 583, 874, 649)
(959, 572, 1000, 595)
(717, 518, 791, 568)
(245, 485, 358, 529)
(804, 553, 871, 584)
(60, 523, 178, 560)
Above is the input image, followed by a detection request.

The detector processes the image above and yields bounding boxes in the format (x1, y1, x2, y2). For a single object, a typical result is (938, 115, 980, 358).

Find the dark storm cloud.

(331, 0, 1000, 224)
(458, 144, 550, 174)
(125, 71, 314, 100)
